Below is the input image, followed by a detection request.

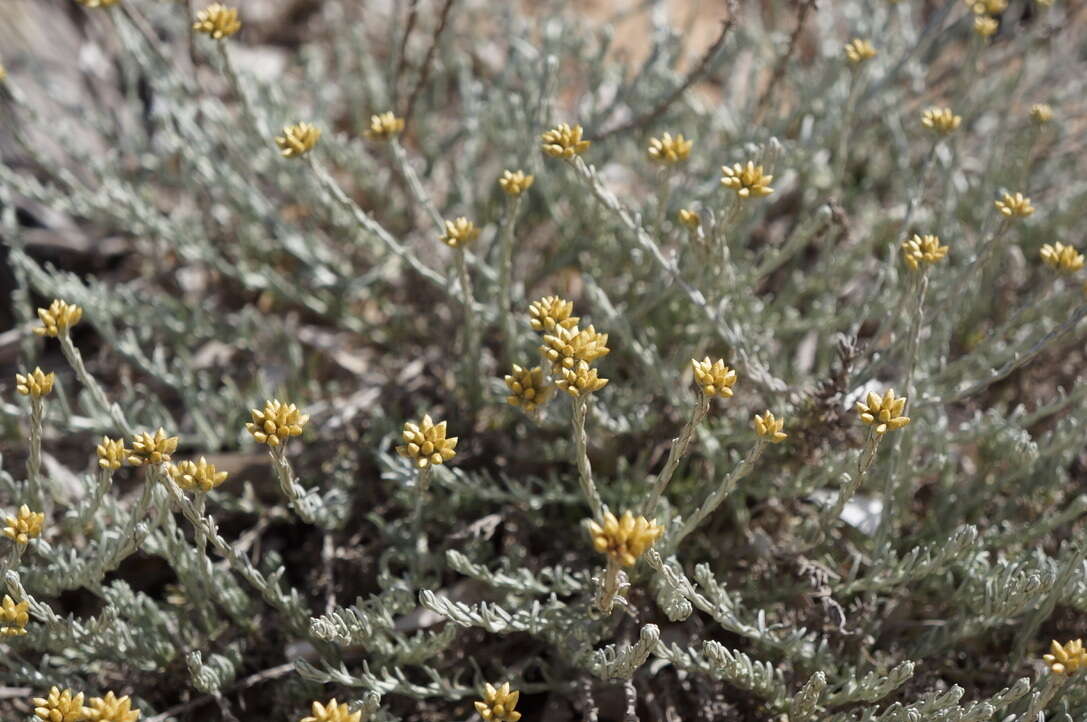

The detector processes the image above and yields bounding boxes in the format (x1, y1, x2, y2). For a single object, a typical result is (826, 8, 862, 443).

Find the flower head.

(720, 161, 774, 199)
(301, 698, 361, 722)
(127, 429, 179, 466)
(0, 595, 29, 636)
(541, 123, 590, 159)
(34, 299, 83, 337)
(994, 192, 1034, 218)
(556, 360, 609, 398)
(33, 687, 89, 722)
(439, 217, 480, 249)
(3, 505, 44, 545)
(275, 123, 320, 158)
(647, 132, 693, 164)
(96, 437, 127, 471)
(753, 411, 788, 443)
(901, 234, 949, 271)
(504, 365, 553, 412)
(921, 107, 962, 135)
(1044, 639, 1087, 675)
(363, 111, 404, 141)
(168, 457, 229, 493)
(1040, 242, 1084, 273)
(246, 400, 309, 447)
(691, 357, 737, 399)
(87, 692, 140, 722)
(192, 4, 241, 39)
(541, 325, 610, 369)
(528, 296, 579, 334)
(973, 15, 998, 37)
(677, 208, 701, 230)
(1030, 104, 1054, 124)
(844, 38, 877, 64)
(588, 511, 664, 567)
(855, 389, 910, 434)
(475, 682, 522, 722)
(396, 414, 457, 469)
(498, 170, 534, 196)
(16, 368, 56, 397)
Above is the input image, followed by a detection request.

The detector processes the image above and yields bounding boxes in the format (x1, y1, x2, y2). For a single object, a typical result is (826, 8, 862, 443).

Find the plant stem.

(595, 559, 622, 614)
(26, 396, 44, 508)
(572, 395, 606, 522)
(497, 195, 524, 366)
(217, 42, 265, 144)
(58, 331, 134, 437)
(269, 445, 318, 524)
(641, 393, 710, 516)
(409, 467, 432, 586)
(455, 249, 482, 409)
(672, 440, 767, 549)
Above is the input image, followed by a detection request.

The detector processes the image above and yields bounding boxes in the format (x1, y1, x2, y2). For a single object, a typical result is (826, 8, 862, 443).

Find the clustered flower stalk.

(641, 391, 711, 517)
(247, 400, 315, 523)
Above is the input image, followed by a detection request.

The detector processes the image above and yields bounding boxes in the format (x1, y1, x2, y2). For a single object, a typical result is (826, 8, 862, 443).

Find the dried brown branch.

(403, 0, 458, 129)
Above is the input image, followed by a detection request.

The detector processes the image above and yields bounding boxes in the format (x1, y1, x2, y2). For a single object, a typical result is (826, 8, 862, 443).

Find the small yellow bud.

(855, 389, 910, 435)
(192, 4, 241, 39)
(0, 595, 29, 636)
(96, 437, 127, 471)
(844, 38, 877, 64)
(363, 111, 404, 141)
(439, 217, 480, 249)
(753, 411, 788, 443)
(720, 161, 774, 199)
(1030, 103, 1054, 124)
(87, 691, 141, 722)
(965, 0, 1007, 14)
(528, 296, 579, 334)
(1044, 639, 1086, 675)
(474, 682, 522, 722)
(1040, 242, 1084, 273)
(504, 365, 553, 412)
(973, 15, 998, 37)
(34, 299, 83, 337)
(498, 170, 534, 196)
(541, 325, 610, 370)
(540, 123, 590, 159)
(3, 505, 44, 545)
(556, 360, 609, 398)
(396, 414, 457, 469)
(301, 698, 361, 722)
(994, 192, 1034, 219)
(246, 400, 309, 447)
(921, 107, 962, 135)
(127, 428, 180, 465)
(168, 457, 229, 493)
(647, 132, 693, 164)
(33, 687, 89, 722)
(588, 511, 664, 567)
(15, 368, 55, 397)
(691, 357, 737, 399)
(901, 234, 949, 271)
(275, 122, 320, 158)
(677, 208, 701, 229)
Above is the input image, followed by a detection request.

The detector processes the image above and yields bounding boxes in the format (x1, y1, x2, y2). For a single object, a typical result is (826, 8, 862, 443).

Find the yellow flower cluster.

(364, 111, 404, 141)
(0, 594, 29, 636)
(540, 123, 590, 159)
(965, 0, 1007, 14)
(588, 511, 664, 567)
(34, 299, 83, 337)
(1040, 243, 1084, 273)
(901, 234, 949, 271)
(301, 698, 361, 722)
(677, 208, 701, 229)
(16, 368, 56, 397)
(246, 400, 309, 446)
(504, 365, 553, 413)
(691, 357, 737, 399)
(33, 687, 88, 722)
(721, 161, 774, 199)
(439, 217, 480, 249)
(855, 389, 910, 435)
(475, 682, 522, 722)
(541, 325, 610, 370)
(647, 132, 693, 164)
(1030, 104, 1053, 124)
(97, 437, 127, 471)
(1044, 639, 1087, 675)
(556, 361, 609, 398)
(974, 16, 998, 37)
(844, 38, 877, 64)
(275, 123, 321, 158)
(88, 692, 141, 722)
(994, 192, 1034, 218)
(192, 4, 241, 39)
(168, 457, 229, 492)
(753, 411, 788, 443)
(127, 428, 179, 466)
(3, 504, 45, 545)
(499, 169, 534, 196)
(921, 107, 962, 135)
(396, 414, 458, 469)
(528, 295, 578, 334)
